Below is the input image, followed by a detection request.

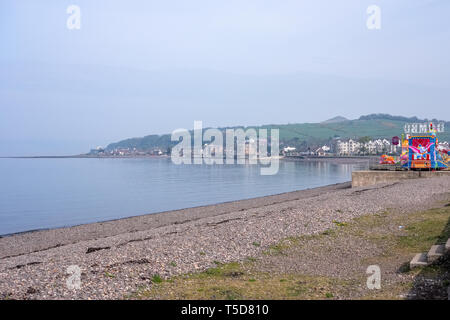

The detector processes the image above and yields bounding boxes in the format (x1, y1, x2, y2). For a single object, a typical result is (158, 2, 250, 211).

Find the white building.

(283, 146, 297, 153)
(315, 145, 331, 156)
(337, 138, 399, 155)
(337, 139, 361, 155)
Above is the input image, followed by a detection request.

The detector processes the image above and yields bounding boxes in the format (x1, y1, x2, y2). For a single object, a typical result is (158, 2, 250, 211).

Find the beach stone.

(410, 253, 429, 269)
(427, 245, 445, 263)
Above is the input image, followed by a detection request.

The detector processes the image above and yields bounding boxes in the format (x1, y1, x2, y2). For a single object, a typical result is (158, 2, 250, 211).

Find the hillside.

(104, 114, 449, 152)
(321, 116, 349, 124)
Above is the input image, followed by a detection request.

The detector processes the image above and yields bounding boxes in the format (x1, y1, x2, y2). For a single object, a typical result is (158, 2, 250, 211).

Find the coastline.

(0, 154, 171, 159)
(0, 182, 350, 257)
(1, 176, 449, 299)
(283, 155, 378, 164)
(0, 156, 371, 238)
(1, 154, 375, 162)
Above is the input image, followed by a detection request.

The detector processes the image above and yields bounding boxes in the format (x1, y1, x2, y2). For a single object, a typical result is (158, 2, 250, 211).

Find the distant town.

(87, 114, 449, 159)
(88, 136, 450, 158)
(89, 146, 167, 157)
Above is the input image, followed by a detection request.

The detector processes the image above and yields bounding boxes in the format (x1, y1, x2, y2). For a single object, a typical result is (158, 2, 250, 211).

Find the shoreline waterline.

(0, 181, 349, 238)
(0, 182, 351, 257)
(1, 176, 449, 299)
(0, 157, 367, 236)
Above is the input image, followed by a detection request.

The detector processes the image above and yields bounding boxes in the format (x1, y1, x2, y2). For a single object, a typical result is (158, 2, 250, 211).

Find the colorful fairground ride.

(377, 123, 449, 170)
(399, 124, 449, 170)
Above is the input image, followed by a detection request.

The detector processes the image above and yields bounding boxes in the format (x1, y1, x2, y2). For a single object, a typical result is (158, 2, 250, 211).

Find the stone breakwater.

(0, 177, 449, 299)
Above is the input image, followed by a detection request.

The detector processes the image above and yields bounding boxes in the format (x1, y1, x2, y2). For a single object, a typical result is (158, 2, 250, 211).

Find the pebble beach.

(1, 176, 449, 299)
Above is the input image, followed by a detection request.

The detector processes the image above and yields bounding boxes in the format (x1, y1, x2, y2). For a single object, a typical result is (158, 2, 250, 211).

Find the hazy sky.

(1, 0, 449, 155)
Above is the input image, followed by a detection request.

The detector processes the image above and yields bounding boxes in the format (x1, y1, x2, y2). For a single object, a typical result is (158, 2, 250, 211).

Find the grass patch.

(209, 287, 243, 300)
(333, 220, 348, 227)
(136, 258, 352, 300)
(135, 198, 450, 300)
(321, 229, 334, 236)
(151, 274, 163, 283)
(396, 207, 450, 252)
(204, 267, 222, 276)
(138, 268, 350, 300)
(263, 237, 299, 256)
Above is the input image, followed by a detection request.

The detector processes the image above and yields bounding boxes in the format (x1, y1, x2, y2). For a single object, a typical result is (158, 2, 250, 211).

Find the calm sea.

(0, 158, 368, 235)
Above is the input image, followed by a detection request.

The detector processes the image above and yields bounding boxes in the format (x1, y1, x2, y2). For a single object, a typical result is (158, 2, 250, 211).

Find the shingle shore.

(0, 177, 449, 299)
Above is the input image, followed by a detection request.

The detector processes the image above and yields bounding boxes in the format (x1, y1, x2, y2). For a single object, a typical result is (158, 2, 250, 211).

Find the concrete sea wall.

(352, 170, 450, 187)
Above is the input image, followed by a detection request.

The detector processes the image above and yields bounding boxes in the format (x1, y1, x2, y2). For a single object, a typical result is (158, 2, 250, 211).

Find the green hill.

(104, 114, 449, 152)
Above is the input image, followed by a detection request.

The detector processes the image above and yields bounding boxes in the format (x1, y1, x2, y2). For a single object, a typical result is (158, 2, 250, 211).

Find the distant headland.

(88, 114, 448, 158)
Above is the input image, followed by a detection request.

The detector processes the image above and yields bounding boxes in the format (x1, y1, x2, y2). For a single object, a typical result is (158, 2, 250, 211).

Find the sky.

(1, 0, 449, 155)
